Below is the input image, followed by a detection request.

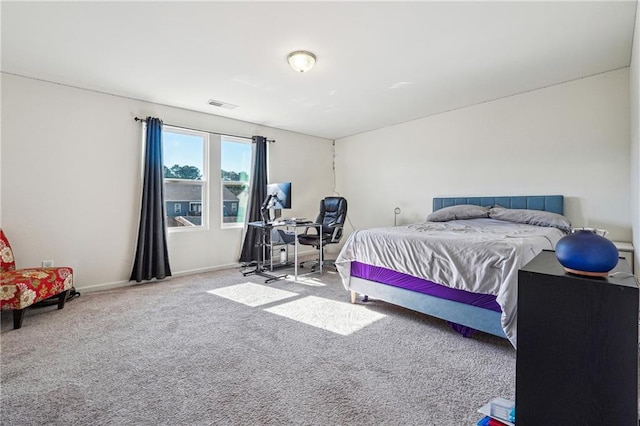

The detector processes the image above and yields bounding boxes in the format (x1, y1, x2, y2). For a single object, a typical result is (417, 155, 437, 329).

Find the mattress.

(336, 218, 566, 346)
(350, 261, 501, 312)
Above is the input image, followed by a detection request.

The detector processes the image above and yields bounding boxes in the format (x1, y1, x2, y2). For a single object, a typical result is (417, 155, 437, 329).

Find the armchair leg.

(13, 309, 25, 329)
(11, 290, 70, 329)
(57, 290, 70, 309)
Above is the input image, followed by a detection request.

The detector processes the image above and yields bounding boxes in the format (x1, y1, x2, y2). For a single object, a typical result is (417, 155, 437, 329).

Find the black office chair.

(298, 196, 348, 271)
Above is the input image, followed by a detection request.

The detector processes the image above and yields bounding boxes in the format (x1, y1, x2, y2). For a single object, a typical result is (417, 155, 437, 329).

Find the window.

(189, 202, 202, 215)
(221, 136, 252, 227)
(162, 127, 208, 229)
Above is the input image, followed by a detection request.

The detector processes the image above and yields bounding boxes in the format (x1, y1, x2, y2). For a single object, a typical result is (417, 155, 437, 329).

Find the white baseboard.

(76, 262, 244, 294)
(74, 252, 323, 294)
(78, 279, 134, 294)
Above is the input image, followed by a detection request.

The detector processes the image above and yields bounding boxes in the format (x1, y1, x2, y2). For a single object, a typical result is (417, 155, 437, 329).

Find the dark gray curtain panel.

(131, 117, 172, 282)
(239, 136, 268, 263)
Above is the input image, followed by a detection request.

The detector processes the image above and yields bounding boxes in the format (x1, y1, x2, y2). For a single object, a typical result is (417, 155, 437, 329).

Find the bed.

(335, 195, 570, 347)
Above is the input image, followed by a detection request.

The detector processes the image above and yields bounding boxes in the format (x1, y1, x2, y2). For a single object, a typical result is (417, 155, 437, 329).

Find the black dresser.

(516, 250, 638, 425)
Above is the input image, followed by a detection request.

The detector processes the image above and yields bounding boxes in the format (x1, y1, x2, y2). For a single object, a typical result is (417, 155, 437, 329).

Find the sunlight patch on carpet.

(207, 282, 298, 307)
(264, 295, 386, 335)
(283, 275, 326, 287)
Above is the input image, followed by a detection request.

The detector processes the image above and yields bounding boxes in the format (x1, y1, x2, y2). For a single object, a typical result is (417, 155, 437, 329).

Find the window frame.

(162, 126, 210, 233)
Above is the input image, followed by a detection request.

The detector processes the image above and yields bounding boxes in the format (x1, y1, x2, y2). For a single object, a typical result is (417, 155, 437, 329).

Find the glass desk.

(245, 220, 322, 282)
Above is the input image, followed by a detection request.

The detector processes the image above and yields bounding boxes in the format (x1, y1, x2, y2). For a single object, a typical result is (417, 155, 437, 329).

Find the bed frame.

(349, 195, 564, 339)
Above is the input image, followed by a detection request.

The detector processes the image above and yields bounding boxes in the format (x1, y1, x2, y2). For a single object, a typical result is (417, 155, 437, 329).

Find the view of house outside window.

(221, 136, 252, 227)
(162, 127, 208, 229)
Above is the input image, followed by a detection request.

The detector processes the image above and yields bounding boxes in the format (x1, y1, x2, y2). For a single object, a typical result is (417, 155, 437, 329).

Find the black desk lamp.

(260, 193, 281, 224)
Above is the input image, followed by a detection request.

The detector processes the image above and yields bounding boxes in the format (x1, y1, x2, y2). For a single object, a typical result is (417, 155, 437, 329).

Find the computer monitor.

(265, 182, 291, 210)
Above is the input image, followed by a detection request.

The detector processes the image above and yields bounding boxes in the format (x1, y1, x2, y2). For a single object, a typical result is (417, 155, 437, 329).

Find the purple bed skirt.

(350, 261, 501, 337)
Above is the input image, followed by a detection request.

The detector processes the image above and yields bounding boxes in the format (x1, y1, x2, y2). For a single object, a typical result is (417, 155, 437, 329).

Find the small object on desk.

(285, 217, 311, 225)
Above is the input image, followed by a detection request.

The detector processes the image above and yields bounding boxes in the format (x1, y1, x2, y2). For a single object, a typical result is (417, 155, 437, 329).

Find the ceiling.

(1, 1, 637, 140)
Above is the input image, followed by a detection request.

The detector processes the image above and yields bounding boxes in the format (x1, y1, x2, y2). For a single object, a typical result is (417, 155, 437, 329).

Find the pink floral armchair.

(0, 229, 73, 329)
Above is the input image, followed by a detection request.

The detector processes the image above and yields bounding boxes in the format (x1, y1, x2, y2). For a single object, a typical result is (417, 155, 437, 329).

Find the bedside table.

(612, 241, 634, 273)
(516, 250, 638, 425)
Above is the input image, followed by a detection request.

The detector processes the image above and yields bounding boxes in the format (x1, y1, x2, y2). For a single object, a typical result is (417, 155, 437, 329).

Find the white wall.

(630, 3, 639, 275)
(1, 74, 334, 291)
(335, 68, 631, 242)
(2, 63, 635, 289)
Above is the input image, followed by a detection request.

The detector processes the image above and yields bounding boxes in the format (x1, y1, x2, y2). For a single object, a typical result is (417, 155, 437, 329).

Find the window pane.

(165, 182, 203, 227)
(222, 181, 249, 224)
(221, 138, 252, 225)
(162, 127, 207, 229)
(163, 131, 203, 180)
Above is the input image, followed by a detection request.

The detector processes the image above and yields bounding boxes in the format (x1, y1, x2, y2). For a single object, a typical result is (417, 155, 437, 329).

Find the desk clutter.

(273, 218, 312, 226)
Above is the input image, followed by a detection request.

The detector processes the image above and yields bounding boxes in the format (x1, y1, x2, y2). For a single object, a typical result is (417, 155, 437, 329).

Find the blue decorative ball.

(555, 230, 619, 276)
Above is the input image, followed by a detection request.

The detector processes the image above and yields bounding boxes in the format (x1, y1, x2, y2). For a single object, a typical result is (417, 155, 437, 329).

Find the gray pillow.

(427, 204, 490, 222)
(489, 206, 571, 232)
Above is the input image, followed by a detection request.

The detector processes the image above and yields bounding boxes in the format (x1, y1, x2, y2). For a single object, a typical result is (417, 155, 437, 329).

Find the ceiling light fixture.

(287, 50, 316, 73)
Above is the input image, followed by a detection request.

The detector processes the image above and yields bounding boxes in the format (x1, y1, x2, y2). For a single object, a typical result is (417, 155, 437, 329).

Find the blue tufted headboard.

(432, 195, 564, 215)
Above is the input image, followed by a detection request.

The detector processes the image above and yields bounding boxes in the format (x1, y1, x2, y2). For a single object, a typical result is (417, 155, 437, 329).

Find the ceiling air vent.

(208, 99, 238, 110)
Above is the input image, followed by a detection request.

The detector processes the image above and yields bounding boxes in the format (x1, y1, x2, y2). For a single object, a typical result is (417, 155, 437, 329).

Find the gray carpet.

(1, 265, 515, 425)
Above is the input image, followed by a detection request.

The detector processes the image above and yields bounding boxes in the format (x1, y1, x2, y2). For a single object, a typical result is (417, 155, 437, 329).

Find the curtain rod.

(134, 117, 275, 143)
